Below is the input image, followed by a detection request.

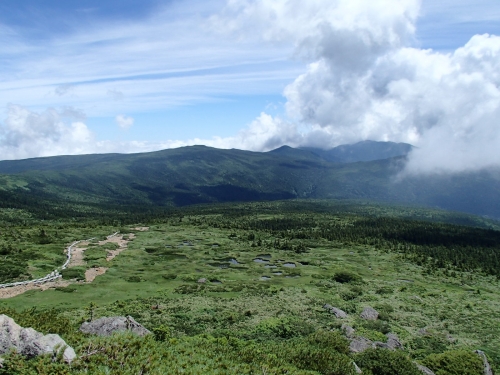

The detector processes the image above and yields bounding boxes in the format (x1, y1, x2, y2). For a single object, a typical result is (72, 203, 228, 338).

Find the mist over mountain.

(0, 141, 498, 219)
(300, 140, 413, 163)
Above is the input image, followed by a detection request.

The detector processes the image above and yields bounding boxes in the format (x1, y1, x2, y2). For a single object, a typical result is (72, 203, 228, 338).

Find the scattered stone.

(475, 350, 493, 375)
(349, 336, 373, 353)
(79, 316, 151, 337)
(415, 363, 436, 375)
(323, 304, 347, 318)
(360, 306, 379, 320)
(386, 333, 404, 350)
(197, 278, 207, 283)
(342, 324, 355, 338)
(0, 314, 75, 363)
(353, 361, 363, 373)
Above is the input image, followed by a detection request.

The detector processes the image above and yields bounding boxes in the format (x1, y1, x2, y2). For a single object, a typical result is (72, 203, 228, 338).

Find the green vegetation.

(0, 200, 498, 374)
(0, 144, 499, 219)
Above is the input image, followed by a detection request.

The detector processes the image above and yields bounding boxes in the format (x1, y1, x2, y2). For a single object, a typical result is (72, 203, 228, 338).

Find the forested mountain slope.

(0, 143, 498, 218)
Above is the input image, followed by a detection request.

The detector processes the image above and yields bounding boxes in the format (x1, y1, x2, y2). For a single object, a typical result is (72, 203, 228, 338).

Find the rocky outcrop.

(323, 304, 347, 318)
(349, 333, 403, 353)
(80, 316, 150, 337)
(0, 315, 75, 363)
(360, 306, 379, 320)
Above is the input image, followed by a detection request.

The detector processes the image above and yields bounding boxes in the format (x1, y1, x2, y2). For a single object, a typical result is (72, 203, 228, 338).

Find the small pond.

(254, 258, 269, 264)
(283, 263, 296, 268)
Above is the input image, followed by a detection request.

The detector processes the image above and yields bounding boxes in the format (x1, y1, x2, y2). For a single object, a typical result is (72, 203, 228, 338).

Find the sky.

(1, 0, 500, 175)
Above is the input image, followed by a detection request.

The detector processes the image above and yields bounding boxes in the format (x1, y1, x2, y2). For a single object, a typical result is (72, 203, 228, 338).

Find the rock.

(342, 324, 355, 338)
(386, 333, 404, 350)
(475, 350, 493, 375)
(353, 361, 363, 373)
(360, 306, 379, 320)
(415, 363, 436, 375)
(0, 314, 75, 363)
(197, 278, 207, 284)
(349, 336, 373, 353)
(80, 316, 151, 337)
(323, 304, 347, 318)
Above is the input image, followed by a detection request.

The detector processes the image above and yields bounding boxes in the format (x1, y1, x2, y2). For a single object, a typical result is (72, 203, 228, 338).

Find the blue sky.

(1, 0, 500, 173)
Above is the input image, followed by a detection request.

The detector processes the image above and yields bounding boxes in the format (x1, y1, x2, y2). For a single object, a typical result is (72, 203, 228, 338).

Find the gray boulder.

(323, 304, 347, 318)
(0, 314, 75, 363)
(360, 306, 379, 320)
(349, 336, 373, 353)
(386, 333, 404, 350)
(80, 316, 150, 337)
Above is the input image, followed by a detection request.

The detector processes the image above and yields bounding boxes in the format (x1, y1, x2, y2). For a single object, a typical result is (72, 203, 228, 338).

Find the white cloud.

(115, 114, 134, 130)
(0, 105, 95, 160)
(212, 0, 500, 174)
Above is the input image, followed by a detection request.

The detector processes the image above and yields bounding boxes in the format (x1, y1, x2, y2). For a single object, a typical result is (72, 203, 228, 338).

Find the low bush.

(356, 348, 422, 375)
(333, 271, 362, 284)
(61, 267, 85, 281)
(422, 350, 484, 375)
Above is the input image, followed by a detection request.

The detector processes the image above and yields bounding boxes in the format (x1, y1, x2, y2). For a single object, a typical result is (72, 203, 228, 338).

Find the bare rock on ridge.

(80, 316, 151, 337)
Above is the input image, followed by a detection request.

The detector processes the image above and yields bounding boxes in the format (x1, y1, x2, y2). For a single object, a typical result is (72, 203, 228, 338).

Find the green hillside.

(0, 144, 499, 218)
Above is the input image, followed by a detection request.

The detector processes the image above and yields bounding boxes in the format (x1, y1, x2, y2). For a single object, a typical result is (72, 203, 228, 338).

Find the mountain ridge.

(0, 142, 498, 219)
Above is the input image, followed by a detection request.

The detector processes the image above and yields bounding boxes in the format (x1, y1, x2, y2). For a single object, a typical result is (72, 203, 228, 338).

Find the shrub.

(162, 273, 177, 280)
(356, 348, 421, 375)
(362, 320, 391, 335)
(127, 275, 142, 283)
(422, 350, 484, 375)
(61, 267, 85, 281)
(333, 271, 362, 284)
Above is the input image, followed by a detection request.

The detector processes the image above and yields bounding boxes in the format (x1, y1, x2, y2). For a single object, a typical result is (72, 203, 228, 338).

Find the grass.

(0, 201, 499, 373)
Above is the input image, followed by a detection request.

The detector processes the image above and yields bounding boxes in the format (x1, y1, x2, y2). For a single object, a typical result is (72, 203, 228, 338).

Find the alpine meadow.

(1, 0, 500, 374)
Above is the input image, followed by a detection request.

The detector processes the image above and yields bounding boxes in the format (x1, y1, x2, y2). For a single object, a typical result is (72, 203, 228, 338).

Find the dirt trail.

(0, 231, 136, 299)
(100, 233, 136, 261)
(85, 267, 109, 282)
(0, 279, 71, 299)
(68, 241, 89, 267)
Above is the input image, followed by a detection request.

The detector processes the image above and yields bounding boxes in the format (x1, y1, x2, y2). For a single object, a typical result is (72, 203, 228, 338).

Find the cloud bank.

(211, 0, 500, 174)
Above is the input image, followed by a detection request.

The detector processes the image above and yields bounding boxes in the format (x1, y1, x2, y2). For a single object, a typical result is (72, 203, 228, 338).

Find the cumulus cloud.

(0, 105, 95, 160)
(213, 0, 500, 174)
(115, 114, 134, 130)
